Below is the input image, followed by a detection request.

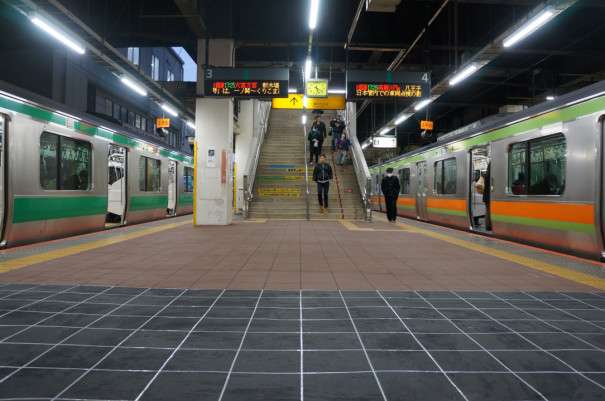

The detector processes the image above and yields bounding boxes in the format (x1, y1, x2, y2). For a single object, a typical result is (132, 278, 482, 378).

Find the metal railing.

(344, 103, 373, 222)
(303, 124, 310, 220)
(243, 101, 272, 219)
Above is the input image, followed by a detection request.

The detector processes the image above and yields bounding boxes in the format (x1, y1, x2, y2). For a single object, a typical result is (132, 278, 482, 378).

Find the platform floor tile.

(0, 285, 603, 400)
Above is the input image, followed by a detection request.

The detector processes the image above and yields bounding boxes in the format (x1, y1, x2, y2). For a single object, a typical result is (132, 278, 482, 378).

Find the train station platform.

(0, 215, 604, 400)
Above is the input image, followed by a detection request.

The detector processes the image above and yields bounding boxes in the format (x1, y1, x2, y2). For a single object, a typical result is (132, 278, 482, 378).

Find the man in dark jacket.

(329, 114, 346, 152)
(312, 154, 333, 213)
(315, 116, 327, 140)
(381, 167, 401, 223)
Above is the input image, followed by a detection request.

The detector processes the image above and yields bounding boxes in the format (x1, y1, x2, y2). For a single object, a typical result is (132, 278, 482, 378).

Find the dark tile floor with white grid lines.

(0, 283, 604, 400)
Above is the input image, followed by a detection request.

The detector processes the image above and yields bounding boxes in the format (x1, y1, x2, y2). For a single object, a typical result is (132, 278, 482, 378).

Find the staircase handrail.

(243, 100, 272, 219)
(303, 123, 310, 220)
(344, 103, 373, 222)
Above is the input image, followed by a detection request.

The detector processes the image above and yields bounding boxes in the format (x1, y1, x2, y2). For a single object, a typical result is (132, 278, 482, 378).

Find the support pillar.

(194, 39, 234, 225)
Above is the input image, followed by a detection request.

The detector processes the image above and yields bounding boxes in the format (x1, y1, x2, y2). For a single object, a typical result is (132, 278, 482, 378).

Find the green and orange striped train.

(0, 81, 193, 248)
(370, 79, 605, 260)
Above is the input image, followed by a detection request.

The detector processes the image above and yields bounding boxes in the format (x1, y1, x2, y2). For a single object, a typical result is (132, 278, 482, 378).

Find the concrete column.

(194, 39, 234, 225)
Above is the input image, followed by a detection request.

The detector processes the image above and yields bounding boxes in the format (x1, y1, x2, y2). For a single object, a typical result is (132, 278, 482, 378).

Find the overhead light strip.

(414, 99, 432, 111)
(30, 16, 85, 54)
(161, 104, 178, 117)
(449, 62, 478, 86)
(503, 6, 554, 47)
(309, 0, 319, 29)
(121, 76, 147, 96)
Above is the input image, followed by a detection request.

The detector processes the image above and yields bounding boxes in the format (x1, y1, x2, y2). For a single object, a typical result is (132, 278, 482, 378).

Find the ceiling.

(2, 0, 605, 154)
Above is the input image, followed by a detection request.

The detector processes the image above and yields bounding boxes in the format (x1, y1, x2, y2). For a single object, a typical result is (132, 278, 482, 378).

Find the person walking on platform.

(381, 167, 400, 223)
(329, 114, 346, 152)
(335, 133, 351, 166)
(308, 122, 323, 166)
(313, 154, 333, 213)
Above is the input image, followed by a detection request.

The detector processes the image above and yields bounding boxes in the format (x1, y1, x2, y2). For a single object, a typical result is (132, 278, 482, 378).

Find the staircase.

(248, 109, 365, 220)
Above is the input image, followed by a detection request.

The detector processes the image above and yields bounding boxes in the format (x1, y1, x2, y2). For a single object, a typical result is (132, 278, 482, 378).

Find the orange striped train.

(370, 79, 605, 260)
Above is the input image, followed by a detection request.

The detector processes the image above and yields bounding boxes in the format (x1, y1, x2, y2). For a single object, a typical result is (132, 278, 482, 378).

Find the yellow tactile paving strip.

(0, 219, 191, 274)
(369, 215, 605, 291)
(339, 220, 410, 232)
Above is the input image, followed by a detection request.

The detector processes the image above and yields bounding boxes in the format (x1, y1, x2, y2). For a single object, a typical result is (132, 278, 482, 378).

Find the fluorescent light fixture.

(121, 77, 147, 96)
(31, 16, 85, 54)
(305, 58, 312, 80)
(187, 121, 195, 129)
(395, 114, 408, 125)
(503, 6, 554, 48)
(449, 62, 478, 86)
(546, 95, 555, 100)
(328, 89, 346, 94)
(309, 0, 319, 29)
(380, 127, 392, 135)
(289, 88, 297, 93)
(161, 104, 178, 117)
(303, 96, 309, 108)
(414, 99, 431, 111)
(302, 115, 307, 124)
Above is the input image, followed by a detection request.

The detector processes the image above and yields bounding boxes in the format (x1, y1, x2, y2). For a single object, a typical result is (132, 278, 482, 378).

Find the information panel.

(346, 70, 430, 100)
(204, 68, 289, 98)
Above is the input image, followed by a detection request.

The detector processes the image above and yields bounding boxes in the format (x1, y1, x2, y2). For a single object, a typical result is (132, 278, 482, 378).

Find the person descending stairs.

(248, 109, 365, 220)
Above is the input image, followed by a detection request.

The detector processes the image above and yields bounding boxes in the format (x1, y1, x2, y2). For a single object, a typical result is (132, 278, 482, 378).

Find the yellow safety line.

(339, 220, 408, 232)
(0, 219, 191, 274)
(372, 215, 605, 290)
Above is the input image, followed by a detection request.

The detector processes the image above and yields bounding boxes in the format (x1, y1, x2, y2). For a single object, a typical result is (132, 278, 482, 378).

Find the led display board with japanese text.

(203, 68, 289, 98)
(346, 70, 430, 101)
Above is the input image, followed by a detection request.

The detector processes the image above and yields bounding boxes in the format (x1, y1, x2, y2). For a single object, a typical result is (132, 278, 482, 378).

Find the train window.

(434, 158, 457, 195)
(40, 132, 91, 190)
(508, 142, 527, 195)
(529, 134, 566, 195)
(399, 168, 410, 194)
(139, 156, 161, 192)
(184, 167, 194, 192)
(508, 134, 565, 196)
(105, 99, 112, 116)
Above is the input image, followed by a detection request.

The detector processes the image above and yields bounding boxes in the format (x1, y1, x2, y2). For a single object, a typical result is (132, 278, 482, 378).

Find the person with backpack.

(307, 122, 323, 166)
(335, 133, 351, 166)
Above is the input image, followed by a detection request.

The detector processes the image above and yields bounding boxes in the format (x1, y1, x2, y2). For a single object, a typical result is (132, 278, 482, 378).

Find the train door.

(107, 144, 126, 224)
(167, 160, 177, 216)
(416, 161, 428, 220)
(374, 172, 382, 211)
(0, 116, 4, 238)
(469, 147, 490, 230)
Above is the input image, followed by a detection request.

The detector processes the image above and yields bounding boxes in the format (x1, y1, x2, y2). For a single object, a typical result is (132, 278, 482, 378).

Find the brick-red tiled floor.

(0, 219, 598, 292)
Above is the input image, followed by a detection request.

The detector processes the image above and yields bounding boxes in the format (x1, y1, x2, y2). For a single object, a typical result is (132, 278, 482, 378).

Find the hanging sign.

(157, 118, 170, 128)
(346, 70, 431, 100)
(420, 120, 434, 130)
(203, 68, 289, 98)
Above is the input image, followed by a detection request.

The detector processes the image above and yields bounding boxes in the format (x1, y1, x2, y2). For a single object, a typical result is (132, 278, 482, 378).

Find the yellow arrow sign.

(272, 95, 346, 110)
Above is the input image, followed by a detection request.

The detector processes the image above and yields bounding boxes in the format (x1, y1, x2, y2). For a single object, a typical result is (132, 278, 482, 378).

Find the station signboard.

(372, 136, 397, 148)
(272, 94, 345, 110)
(346, 70, 430, 101)
(204, 68, 289, 98)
